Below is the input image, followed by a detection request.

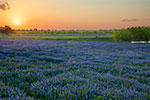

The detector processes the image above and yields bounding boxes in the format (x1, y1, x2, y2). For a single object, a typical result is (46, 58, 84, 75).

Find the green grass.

(0, 30, 115, 42)
(0, 35, 114, 42)
(15, 30, 115, 34)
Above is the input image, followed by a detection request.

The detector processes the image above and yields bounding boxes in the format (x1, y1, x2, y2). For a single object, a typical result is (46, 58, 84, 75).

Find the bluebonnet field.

(0, 39, 150, 100)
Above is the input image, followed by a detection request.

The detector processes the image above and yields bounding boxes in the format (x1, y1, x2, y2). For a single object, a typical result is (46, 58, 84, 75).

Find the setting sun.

(14, 19, 20, 25)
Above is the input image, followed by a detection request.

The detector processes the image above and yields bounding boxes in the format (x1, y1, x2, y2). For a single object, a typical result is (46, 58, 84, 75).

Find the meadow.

(0, 31, 114, 42)
(14, 30, 114, 34)
(0, 39, 150, 99)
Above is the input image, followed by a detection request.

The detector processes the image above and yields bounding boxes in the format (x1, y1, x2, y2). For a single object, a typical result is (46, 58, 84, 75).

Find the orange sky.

(0, 0, 150, 30)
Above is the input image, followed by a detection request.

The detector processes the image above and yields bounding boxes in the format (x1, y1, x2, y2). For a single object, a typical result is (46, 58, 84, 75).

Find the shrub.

(113, 27, 150, 42)
(0, 25, 15, 34)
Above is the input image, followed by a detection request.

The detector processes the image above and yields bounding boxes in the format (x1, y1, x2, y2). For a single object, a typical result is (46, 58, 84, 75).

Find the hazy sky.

(0, 0, 149, 30)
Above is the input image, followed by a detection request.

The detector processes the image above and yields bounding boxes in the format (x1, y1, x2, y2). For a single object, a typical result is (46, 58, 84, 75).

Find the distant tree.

(4, 25, 12, 33)
(113, 27, 150, 42)
(34, 28, 38, 31)
(0, 25, 15, 34)
(113, 29, 132, 42)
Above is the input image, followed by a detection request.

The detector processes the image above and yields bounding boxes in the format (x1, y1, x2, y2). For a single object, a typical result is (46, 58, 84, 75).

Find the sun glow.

(14, 19, 20, 25)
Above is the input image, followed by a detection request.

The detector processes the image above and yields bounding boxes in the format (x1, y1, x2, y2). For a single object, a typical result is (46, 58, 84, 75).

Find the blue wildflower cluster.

(0, 39, 150, 99)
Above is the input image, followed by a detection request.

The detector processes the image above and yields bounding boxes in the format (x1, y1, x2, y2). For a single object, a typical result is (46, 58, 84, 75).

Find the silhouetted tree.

(0, 25, 15, 34)
(34, 28, 38, 31)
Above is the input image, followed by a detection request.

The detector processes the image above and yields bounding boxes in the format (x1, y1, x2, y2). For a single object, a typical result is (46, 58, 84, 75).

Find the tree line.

(113, 27, 150, 42)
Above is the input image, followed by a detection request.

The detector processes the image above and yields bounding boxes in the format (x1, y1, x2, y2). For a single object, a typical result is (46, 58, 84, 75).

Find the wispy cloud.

(0, 0, 13, 10)
(0, 2, 10, 10)
(122, 19, 138, 22)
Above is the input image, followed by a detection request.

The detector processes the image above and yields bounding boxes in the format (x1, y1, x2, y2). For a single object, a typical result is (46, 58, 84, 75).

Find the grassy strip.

(15, 30, 115, 34)
(0, 35, 114, 42)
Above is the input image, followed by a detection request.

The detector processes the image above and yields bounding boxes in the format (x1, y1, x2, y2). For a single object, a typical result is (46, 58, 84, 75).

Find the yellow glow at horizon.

(0, 0, 148, 30)
(14, 19, 20, 25)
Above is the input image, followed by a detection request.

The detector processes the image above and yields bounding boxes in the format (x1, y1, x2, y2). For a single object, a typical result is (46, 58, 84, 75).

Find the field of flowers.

(0, 39, 150, 100)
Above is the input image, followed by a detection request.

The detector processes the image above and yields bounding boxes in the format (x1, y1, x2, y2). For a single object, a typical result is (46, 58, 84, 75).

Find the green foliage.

(97, 96, 104, 100)
(15, 30, 115, 34)
(113, 29, 132, 42)
(0, 35, 114, 42)
(113, 27, 150, 42)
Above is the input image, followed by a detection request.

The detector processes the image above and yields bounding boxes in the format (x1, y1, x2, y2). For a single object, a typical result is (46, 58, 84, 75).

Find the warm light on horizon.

(0, 0, 149, 30)
(14, 19, 20, 25)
